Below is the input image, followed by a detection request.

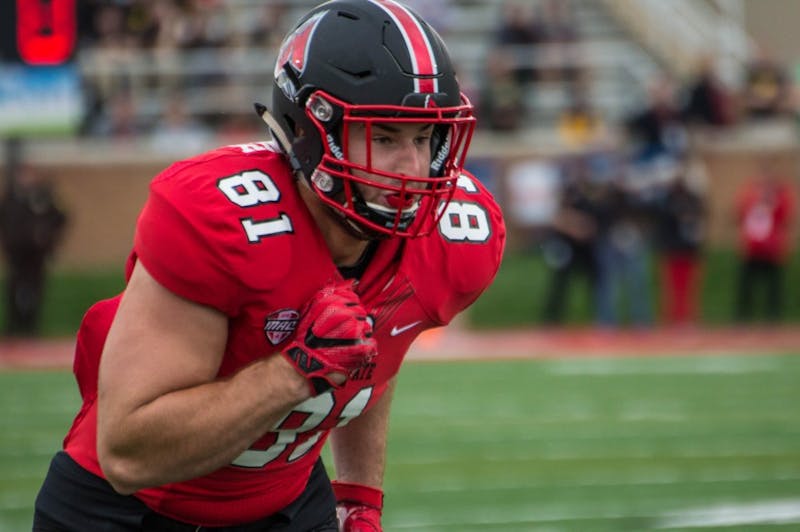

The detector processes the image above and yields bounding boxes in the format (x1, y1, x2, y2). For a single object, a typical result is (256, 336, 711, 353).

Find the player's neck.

(298, 181, 370, 268)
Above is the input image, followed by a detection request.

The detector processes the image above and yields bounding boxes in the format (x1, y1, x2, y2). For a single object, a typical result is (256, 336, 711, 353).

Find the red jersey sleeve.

(408, 172, 506, 324)
(72, 295, 121, 401)
(134, 148, 295, 316)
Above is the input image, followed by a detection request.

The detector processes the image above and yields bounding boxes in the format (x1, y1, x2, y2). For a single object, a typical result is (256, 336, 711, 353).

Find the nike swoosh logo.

(390, 321, 422, 337)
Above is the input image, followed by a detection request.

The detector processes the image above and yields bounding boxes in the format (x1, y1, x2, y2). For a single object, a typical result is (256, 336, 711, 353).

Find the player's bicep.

(98, 260, 228, 418)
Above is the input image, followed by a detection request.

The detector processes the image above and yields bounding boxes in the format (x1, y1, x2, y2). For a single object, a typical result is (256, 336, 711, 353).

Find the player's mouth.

(385, 192, 417, 210)
(367, 192, 421, 216)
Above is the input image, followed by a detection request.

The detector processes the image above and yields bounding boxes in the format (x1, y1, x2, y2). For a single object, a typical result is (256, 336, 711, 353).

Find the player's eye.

(372, 136, 393, 145)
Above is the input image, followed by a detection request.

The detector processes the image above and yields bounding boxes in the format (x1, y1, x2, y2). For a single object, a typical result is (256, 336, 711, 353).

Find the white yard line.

(544, 356, 782, 375)
(391, 471, 800, 492)
(381, 498, 800, 530)
(656, 499, 800, 528)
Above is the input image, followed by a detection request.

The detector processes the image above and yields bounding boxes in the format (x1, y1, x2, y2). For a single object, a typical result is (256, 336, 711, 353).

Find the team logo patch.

(263, 309, 300, 345)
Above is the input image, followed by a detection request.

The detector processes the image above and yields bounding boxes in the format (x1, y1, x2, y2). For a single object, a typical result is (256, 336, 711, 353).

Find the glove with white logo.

(332, 481, 383, 532)
(282, 281, 376, 395)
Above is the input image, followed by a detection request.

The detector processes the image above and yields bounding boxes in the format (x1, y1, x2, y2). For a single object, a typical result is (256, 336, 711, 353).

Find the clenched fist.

(282, 281, 376, 395)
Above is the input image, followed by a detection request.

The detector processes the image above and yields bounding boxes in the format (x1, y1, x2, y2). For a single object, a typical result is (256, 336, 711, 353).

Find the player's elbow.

(97, 442, 146, 495)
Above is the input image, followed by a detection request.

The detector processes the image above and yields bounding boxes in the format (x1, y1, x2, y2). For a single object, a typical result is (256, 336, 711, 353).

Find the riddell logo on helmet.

(326, 134, 344, 160)
(264, 309, 300, 345)
(430, 135, 450, 173)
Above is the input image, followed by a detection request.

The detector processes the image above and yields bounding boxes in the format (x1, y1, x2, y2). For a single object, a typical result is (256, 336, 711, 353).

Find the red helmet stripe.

(373, 0, 438, 93)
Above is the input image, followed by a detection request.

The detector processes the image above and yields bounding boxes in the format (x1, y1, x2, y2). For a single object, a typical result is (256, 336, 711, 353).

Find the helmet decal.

(372, 0, 439, 93)
(274, 10, 326, 81)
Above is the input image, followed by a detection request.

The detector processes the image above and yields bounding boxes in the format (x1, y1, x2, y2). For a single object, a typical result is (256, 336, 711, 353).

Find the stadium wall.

(0, 131, 798, 270)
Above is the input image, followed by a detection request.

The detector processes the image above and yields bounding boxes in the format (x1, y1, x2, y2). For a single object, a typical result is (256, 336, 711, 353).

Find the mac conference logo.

(263, 309, 300, 345)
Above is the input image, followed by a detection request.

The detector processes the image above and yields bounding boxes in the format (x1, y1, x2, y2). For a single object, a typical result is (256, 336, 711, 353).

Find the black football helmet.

(259, 0, 476, 238)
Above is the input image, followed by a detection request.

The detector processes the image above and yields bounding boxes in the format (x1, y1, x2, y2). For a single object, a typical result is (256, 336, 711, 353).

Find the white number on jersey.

(456, 173, 479, 193)
(231, 387, 373, 469)
(437, 175, 490, 242)
(217, 170, 293, 242)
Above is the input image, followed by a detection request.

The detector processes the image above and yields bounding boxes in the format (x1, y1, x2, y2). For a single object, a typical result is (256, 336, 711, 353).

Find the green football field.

(2, 354, 800, 531)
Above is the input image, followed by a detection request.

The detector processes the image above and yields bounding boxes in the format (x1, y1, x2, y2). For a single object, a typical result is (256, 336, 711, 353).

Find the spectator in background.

(84, 2, 140, 101)
(734, 159, 796, 322)
(86, 87, 145, 139)
(742, 47, 793, 120)
(557, 87, 607, 149)
(149, 94, 214, 155)
(682, 55, 735, 128)
(0, 166, 67, 336)
(78, 1, 153, 134)
(88, 3, 132, 55)
(593, 160, 655, 328)
(540, 155, 602, 324)
(147, 0, 194, 91)
(654, 159, 708, 326)
(478, 47, 527, 132)
(537, 0, 582, 84)
(177, 0, 233, 49)
(494, 0, 545, 85)
(625, 76, 688, 164)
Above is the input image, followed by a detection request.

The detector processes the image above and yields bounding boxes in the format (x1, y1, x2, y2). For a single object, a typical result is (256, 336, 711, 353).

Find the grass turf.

(2, 354, 800, 530)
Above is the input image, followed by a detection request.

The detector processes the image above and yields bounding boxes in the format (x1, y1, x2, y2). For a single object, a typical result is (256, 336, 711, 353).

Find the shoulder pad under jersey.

(134, 143, 304, 316)
(405, 172, 506, 325)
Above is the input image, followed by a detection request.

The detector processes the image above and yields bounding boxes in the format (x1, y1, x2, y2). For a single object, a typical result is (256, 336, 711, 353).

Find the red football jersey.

(737, 179, 795, 261)
(63, 141, 505, 526)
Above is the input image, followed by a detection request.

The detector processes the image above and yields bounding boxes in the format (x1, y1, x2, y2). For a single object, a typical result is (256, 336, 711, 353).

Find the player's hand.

(333, 481, 383, 532)
(282, 281, 376, 395)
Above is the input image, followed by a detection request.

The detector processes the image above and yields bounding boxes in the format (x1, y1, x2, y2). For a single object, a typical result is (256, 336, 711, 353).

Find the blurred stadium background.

(1, 0, 800, 330)
(1, 0, 800, 530)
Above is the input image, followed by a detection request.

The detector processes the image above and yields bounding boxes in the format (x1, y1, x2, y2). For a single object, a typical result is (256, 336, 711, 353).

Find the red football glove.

(332, 481, 383, 532)
(282, 281, 376, 395)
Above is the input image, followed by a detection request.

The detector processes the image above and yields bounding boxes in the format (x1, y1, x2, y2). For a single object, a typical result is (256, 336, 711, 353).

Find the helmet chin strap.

(254, 103, 302, 175)
(342, 216, 380, 241)
(337, 189, 389, 241)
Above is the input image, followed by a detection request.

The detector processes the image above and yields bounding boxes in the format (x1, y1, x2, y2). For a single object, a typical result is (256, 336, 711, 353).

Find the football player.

(33, 1, 505, 530)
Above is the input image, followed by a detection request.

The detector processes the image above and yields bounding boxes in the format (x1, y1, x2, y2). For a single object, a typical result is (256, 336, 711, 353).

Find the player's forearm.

(329, 378, 396, 487)
(98, 354, 309, 494)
